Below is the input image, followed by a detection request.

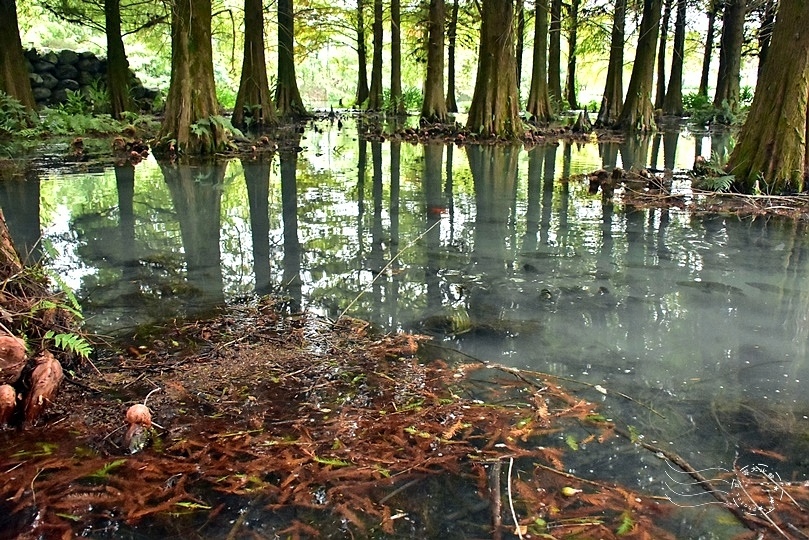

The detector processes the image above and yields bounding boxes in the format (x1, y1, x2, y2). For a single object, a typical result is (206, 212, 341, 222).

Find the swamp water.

(1, 121, 806, 537)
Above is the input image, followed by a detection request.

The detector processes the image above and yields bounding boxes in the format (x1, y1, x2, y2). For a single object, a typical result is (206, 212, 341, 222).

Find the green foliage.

(0, 91, 37, 138)
(616, 511, 635, 535)
(216, 85, 237, 110)
(383, 86, 423, 112)
(44, 330, 92, 360)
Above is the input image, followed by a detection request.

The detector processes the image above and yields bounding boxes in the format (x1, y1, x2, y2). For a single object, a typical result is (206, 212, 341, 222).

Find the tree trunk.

(526, 0, 554, 122)
(367, 0, 383, 110)
(654, 0, 672, 109)
(105, 0, 132, 119)
(662, 0, 685, 116)
(548, 0, 562, 105)
(565, 0, 580, 109)
(389, 0, 404, 115)
(515, 0, 525, 96)
(596, 0, 625, 126)
(698, 1, 717, 96)
(0, 0, 36, 111)
(726, 0, 809, 193)
(157, 0, 226, 155)
(466, 0, 522, 138)
(713, 0, 746, 114)
(233, 0, 277, 129)
(276, 0, 306, 118)
(614, 0, 661, 131)
(757, 0, 777, 79)
(355, 0, 369, 106)
(446, 0, 460, 112)
(421, 0, 448, 122)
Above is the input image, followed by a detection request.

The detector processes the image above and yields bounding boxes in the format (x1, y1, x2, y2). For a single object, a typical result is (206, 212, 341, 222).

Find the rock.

(57, 49, 80, 65)
(56, 79, 80, 92)
(77, 70, 95, 86)
(77, 57, 102, 74)
(0, 335, 26, 385)
(28, 73, 43, 87)
(0, 385, 16, 425)
(54, 64, 79, 80)
(33, 60, 56, 73)
(41, 51, 58, 65)
(32, 87, 52, 101)
(23, 351, 63, 426)
(51, 89, 68, 103)
(40, 73, 59, 90)
(24, 49, 40, 62)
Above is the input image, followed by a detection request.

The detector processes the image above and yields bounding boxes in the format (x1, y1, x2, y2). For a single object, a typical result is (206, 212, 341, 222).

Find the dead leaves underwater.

(1, 300, 808, 539)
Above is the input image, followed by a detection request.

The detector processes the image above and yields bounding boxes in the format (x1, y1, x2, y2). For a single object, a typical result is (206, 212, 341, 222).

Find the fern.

(44, 268, 83, 316)
(44, 330, 92, 360)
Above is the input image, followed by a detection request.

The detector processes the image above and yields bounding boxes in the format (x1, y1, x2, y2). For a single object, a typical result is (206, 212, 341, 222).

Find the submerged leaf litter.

(1, 297, 808, 538)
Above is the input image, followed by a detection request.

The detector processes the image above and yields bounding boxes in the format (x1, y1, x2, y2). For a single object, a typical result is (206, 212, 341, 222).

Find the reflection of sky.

(29, 124, 809, 492)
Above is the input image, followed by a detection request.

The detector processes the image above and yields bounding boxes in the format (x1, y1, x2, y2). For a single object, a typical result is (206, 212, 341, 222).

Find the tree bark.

(367, 0, 383, 110)
(389, 0, 404, 115)
(516, 0, 525, 96)
(105, 0, 133, 119)
(654, 0, 672, 109)
(726, 0, 809, 193)
(698, 0, 717, 96)
(565, 0, 580, 109)
(663, 0, 686, 115)
(0, 0, 36, 111)
(614, 0, 662, 131)
(355, 0, 369, 106)
(276, 0, 306, 118)
(233, 0, 277, 129)
(713, 0, 746, 114)
(157, 0, 226, 155)
(466, 0, 522, 138)
(548, 0, 562, 105)
(446, 0, 459, 112)
(757, 0, 777, 79)
(596, 0, 625, 126)
(526, 0, 554, 122)
(421, 0, 448, 122)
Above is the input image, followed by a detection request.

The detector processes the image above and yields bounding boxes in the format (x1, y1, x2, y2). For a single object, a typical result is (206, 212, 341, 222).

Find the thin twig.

(338, 219, 442, 321)
(490, 460, 503, 540)
(507, 457, 524, 540)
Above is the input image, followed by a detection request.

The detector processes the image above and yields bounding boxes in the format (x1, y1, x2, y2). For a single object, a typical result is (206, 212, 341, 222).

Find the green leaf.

(313, 455, 352, 467)
(565, 434, 579, 451)
(616, 511, 635, 535)
(88, 459, 127, 479)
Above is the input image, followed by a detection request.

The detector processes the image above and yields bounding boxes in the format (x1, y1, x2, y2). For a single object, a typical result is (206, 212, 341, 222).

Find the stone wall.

(24, 48, 160, 111)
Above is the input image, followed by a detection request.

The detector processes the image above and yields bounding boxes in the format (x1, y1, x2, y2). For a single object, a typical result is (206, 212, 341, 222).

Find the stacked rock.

(24, 48, 160, 111)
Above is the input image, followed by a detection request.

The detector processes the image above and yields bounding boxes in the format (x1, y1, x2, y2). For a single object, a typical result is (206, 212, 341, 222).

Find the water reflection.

(0, 168, 42, 264)
(3, 124, 809, 497)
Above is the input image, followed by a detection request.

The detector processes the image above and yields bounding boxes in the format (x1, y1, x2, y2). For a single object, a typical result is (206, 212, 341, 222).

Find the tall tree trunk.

(421, 0, 448, 122)
(242, 155, 273, 295)
(662, 0, 686, 115)
(565, 0, 580, 109)
(614, 0, 662, 131)
(526, 0, 553, 122)
(713, 0, 746, 115)
(276, 0, 306, 117)
(157, 0, 225, 155)
(516, 0, 525, 96)
(233, 0, 277, 129)
(757, 0, 777, 79)
(654, 0, 672, 109)
(548, 0, 562, 105)
(105, 0, 132, 119)
(367, 0, 383, 110)
(0, 0, 36, 111)
(597, 0, 625, 126)
(389, 0, 404, 115)
(446, 0, 459, 112)
(355, 0, 369, 106)
(727, 0, 809, 193)
(698, 0, 717, 96)
(467, 0, 522, 138)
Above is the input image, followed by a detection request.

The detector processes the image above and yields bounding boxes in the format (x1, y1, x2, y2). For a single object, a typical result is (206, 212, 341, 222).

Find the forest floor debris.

(1, 298, 808, 539)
